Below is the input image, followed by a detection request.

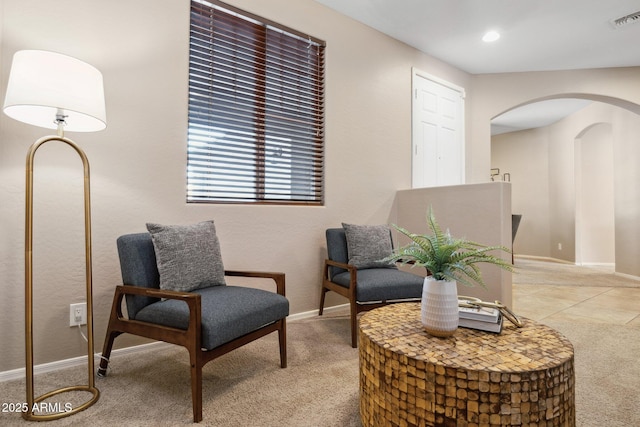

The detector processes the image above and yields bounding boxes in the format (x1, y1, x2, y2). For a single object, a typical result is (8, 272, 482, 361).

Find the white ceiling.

(314, 0, 640, 133)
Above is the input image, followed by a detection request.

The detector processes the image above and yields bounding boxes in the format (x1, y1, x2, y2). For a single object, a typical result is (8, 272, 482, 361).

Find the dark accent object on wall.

(512, 214, 523, 263)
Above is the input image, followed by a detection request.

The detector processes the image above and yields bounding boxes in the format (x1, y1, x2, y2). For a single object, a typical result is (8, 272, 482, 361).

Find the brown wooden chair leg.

(97, 328, 121, 377)
(350, 300, 358, 348)
(189, 348, 203, 423)
(318, 287, 327, 316)
(278, 320, 287, 368)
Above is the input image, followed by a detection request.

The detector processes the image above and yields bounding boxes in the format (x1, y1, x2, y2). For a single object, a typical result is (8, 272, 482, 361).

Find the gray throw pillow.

(342, 223, 397, 269)
(146, 220, 226, 292)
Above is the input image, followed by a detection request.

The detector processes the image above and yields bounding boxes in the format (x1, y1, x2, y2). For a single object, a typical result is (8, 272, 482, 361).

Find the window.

(187, 0, 326, 204)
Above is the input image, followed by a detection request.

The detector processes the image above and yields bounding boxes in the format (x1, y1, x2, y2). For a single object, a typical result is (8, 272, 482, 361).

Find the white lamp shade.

(3, 50, 106, 132)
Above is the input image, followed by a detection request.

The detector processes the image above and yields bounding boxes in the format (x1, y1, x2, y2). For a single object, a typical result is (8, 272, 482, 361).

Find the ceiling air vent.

(611, 10, 640, 28)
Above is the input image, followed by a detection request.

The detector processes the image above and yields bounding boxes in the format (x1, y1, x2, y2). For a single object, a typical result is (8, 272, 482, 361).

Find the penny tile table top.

(359, 303, 574, 373)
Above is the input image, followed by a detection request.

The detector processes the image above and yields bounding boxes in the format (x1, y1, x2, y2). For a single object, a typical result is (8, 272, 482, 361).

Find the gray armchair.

(98, 224, 288, 423)
(319, 226, 424, 347)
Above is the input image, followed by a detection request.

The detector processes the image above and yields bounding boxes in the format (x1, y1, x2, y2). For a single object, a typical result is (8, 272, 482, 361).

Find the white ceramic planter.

(421, 276, 459, 337)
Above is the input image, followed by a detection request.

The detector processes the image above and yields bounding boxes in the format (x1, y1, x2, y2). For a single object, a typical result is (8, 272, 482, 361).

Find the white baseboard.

(0, 341, 169, 383)
(0, 304, 349, 383)
(515, 254, 575, 265)
(287, 303, 349, 321)
(575, 262, 615, 267)
(614, 271, 640, 282)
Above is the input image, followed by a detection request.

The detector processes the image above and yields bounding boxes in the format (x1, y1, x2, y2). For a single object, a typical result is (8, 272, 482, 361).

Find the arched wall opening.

(491, 94, 640, 120)
(490, 94, 640, 275)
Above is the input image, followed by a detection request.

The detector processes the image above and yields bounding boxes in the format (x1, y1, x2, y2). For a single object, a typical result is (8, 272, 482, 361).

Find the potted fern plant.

(384, 207, 513, 337)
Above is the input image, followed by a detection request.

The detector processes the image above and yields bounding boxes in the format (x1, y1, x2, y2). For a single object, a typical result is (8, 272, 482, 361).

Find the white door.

(412, 70, 465, 188)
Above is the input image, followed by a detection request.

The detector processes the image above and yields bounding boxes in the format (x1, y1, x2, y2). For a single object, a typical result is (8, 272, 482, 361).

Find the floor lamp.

(3, 50, 106, 421)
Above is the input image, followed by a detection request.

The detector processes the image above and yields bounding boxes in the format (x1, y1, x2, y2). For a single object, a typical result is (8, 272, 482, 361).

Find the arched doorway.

(490, 94, 640, 273)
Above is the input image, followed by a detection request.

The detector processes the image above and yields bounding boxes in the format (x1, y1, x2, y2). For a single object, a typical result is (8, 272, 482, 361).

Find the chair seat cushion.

(332, 268, 424, 302)
(135, 286, 289, 350)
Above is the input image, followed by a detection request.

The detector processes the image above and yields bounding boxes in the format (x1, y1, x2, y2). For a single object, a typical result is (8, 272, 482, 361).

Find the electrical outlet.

(558, 243, 563, 250)
(69, 303, 87, 327)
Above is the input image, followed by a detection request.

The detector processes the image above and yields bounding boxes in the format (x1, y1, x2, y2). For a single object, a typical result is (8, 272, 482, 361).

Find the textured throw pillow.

(342, 223, 397, 269)
(146, 220, 226, 292)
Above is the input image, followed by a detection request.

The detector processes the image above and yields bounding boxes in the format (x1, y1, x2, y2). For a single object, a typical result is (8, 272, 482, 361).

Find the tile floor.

(512, 261, 640, 327)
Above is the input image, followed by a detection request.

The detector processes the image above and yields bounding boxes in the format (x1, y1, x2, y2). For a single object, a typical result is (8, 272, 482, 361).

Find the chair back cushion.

(326, 228, 349, 279)
(117, 233, 161, 319)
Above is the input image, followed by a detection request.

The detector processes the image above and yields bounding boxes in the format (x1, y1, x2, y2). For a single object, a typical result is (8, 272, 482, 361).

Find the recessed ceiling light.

(482, 31, 500, 42)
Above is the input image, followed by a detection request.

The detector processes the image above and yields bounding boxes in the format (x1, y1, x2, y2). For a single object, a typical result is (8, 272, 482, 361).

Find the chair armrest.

(324, 259, 357, 279)
(107, 285, 202, 349)
(117, 284, 200, 301)
(224, 270, 286, 296)
(113, 285, 201, 329)
(323, 259, 358, 296)
(324, 259, 357, 272)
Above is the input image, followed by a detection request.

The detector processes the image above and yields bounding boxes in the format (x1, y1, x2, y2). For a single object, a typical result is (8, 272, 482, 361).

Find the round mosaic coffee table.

(359, 303, 575, 426)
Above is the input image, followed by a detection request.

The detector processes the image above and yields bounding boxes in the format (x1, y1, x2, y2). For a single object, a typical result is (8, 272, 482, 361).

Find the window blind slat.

(188, 0, 325, 204)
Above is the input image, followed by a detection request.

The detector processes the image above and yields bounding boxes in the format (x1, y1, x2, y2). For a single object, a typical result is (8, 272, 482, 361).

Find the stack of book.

(458, 304, 503, 333)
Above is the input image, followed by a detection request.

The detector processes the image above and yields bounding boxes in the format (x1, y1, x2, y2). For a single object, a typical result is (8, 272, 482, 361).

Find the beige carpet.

(543, 321, 640, 427)
(1, 314, 361, 427)
(2, 261, 639, 426)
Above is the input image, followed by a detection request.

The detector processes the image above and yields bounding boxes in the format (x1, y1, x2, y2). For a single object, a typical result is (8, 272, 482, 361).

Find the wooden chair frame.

(98, 270, 286, 423)
(319, 259, 419, 348)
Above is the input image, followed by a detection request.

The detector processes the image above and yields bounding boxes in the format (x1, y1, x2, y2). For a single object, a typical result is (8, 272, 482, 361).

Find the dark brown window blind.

(187, 0, 326, 204)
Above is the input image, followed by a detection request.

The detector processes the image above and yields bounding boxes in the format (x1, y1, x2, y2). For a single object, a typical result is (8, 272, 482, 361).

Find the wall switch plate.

(69, 303, 87, 326)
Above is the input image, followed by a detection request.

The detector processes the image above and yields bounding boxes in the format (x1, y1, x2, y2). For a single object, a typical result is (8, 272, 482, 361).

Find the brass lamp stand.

(23, 124, 100, 421)
(3, 50, 106, 421)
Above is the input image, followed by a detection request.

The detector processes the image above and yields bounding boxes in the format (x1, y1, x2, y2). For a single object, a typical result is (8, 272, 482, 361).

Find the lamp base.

(22, 385, 99, 421)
